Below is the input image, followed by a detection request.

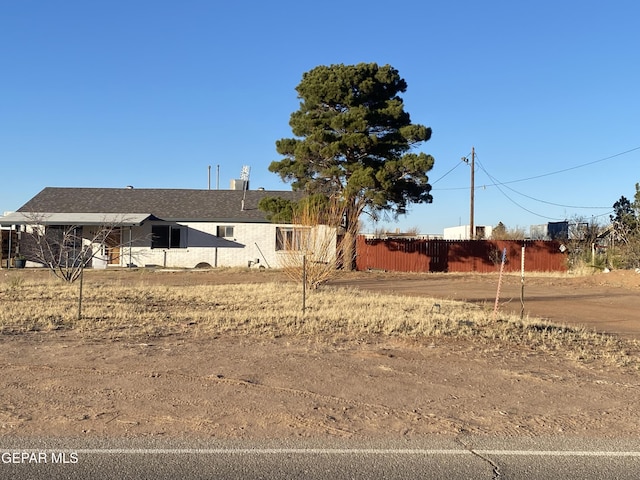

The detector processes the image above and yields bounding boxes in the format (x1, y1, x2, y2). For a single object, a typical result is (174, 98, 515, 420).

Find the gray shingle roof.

(17, 187, 301, 223)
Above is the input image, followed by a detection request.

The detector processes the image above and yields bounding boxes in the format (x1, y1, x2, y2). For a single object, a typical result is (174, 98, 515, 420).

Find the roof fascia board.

(0, 212, 151, 227)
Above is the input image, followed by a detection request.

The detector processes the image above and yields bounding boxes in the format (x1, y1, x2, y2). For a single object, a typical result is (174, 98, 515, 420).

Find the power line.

(475, 156, 615, 221)
(499, 186, 610, 209)
(432, 145, 640, 191)
(430, 158, 464, 185)
(502, 145, 640, 184)
(477, 166, 611, 209)
(474, 158, 566, 221)
(591, 210, 616, 220)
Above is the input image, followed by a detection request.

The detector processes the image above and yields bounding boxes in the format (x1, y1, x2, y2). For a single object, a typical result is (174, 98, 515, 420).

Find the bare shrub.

(565, 216, 610, 272)
(608, 235, 640, 270)
(488, 247, 508, 268)
(278, 196, 357, 288)
(607, 187, 640, 269)
(491, 222, 525, 240)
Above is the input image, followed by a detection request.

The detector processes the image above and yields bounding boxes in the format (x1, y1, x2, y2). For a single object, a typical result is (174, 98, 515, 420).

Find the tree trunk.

(341, 200, 359, 271)
(342, 230, 356, 271)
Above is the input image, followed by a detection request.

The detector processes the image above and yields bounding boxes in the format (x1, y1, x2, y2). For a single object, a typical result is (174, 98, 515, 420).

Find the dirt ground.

(1, 268, 639, 440)
(329, 269, 640, 340)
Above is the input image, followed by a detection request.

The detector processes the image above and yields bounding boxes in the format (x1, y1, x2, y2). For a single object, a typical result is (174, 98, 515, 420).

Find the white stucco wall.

(443, 225, 493, 240)
(116, 222, 337, 269)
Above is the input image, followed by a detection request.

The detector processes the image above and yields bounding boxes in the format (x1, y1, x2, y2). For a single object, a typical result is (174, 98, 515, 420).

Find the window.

(217, 225, 234, 238)
(276, 227, 309, 251)
(151, 225, 184, 249)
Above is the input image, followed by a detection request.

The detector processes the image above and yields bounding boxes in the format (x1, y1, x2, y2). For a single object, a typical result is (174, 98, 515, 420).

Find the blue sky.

(2, 1, 639, 234)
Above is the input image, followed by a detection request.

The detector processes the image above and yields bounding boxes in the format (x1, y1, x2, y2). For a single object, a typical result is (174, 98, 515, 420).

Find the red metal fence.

(356, 237, 568, 273)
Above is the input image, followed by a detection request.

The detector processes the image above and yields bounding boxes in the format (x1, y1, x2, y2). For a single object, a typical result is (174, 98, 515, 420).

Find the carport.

(0, 212, 151, 268)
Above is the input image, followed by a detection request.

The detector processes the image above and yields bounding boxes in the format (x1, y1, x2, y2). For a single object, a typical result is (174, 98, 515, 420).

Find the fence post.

(78, 264, 84, 321)
(520, 245, 526, 319)
(302, 253, 306, 313)
(493, 248, 507, 317)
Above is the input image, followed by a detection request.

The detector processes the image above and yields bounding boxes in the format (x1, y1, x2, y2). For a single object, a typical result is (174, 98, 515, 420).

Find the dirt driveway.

(0, 268, 639, 440)
(330, 269, 640, 339)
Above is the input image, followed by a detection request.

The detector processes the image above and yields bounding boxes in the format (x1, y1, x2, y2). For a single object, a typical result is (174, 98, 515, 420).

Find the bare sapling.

(20, 213, 127, 283)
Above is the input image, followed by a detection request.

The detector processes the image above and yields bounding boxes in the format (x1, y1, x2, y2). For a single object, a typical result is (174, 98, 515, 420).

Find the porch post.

(7, 225, 12, 269)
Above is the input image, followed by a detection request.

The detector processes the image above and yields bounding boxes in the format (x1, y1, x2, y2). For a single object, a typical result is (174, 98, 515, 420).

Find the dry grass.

(503, 269, 595, 279)
(1, 273, 637, 369)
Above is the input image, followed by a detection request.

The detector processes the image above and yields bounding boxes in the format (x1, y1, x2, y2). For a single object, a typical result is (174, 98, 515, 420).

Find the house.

(0, 186, 333, 269)
(530, 221, 570, 241)
(443, 225, 492, 240)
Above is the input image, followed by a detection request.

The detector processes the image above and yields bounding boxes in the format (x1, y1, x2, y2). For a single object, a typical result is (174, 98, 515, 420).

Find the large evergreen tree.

(609, 184, 640, 268)
(611, 184, 640, 243)
(611, 194, 638, 236)
(269, 63, 434, 268)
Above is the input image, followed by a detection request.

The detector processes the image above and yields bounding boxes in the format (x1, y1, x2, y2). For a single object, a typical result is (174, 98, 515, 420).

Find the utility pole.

(470, 146, 475, 240)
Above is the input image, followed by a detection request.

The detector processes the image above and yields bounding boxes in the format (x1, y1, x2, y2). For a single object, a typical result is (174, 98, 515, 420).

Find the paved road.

(2, 437, 639, 479)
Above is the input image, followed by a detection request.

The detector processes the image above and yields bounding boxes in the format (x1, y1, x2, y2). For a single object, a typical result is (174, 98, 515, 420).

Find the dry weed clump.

(278, 195, 358, 288)
(0, 277, 636, 368)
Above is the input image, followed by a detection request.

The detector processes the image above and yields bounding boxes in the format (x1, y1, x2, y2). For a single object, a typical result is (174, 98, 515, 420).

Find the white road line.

(6, 448, 640, 457)
(476, 450, 640, 457)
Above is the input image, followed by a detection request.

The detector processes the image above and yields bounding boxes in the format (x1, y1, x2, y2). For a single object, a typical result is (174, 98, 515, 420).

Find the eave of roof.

(0, 212, 151, 227)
